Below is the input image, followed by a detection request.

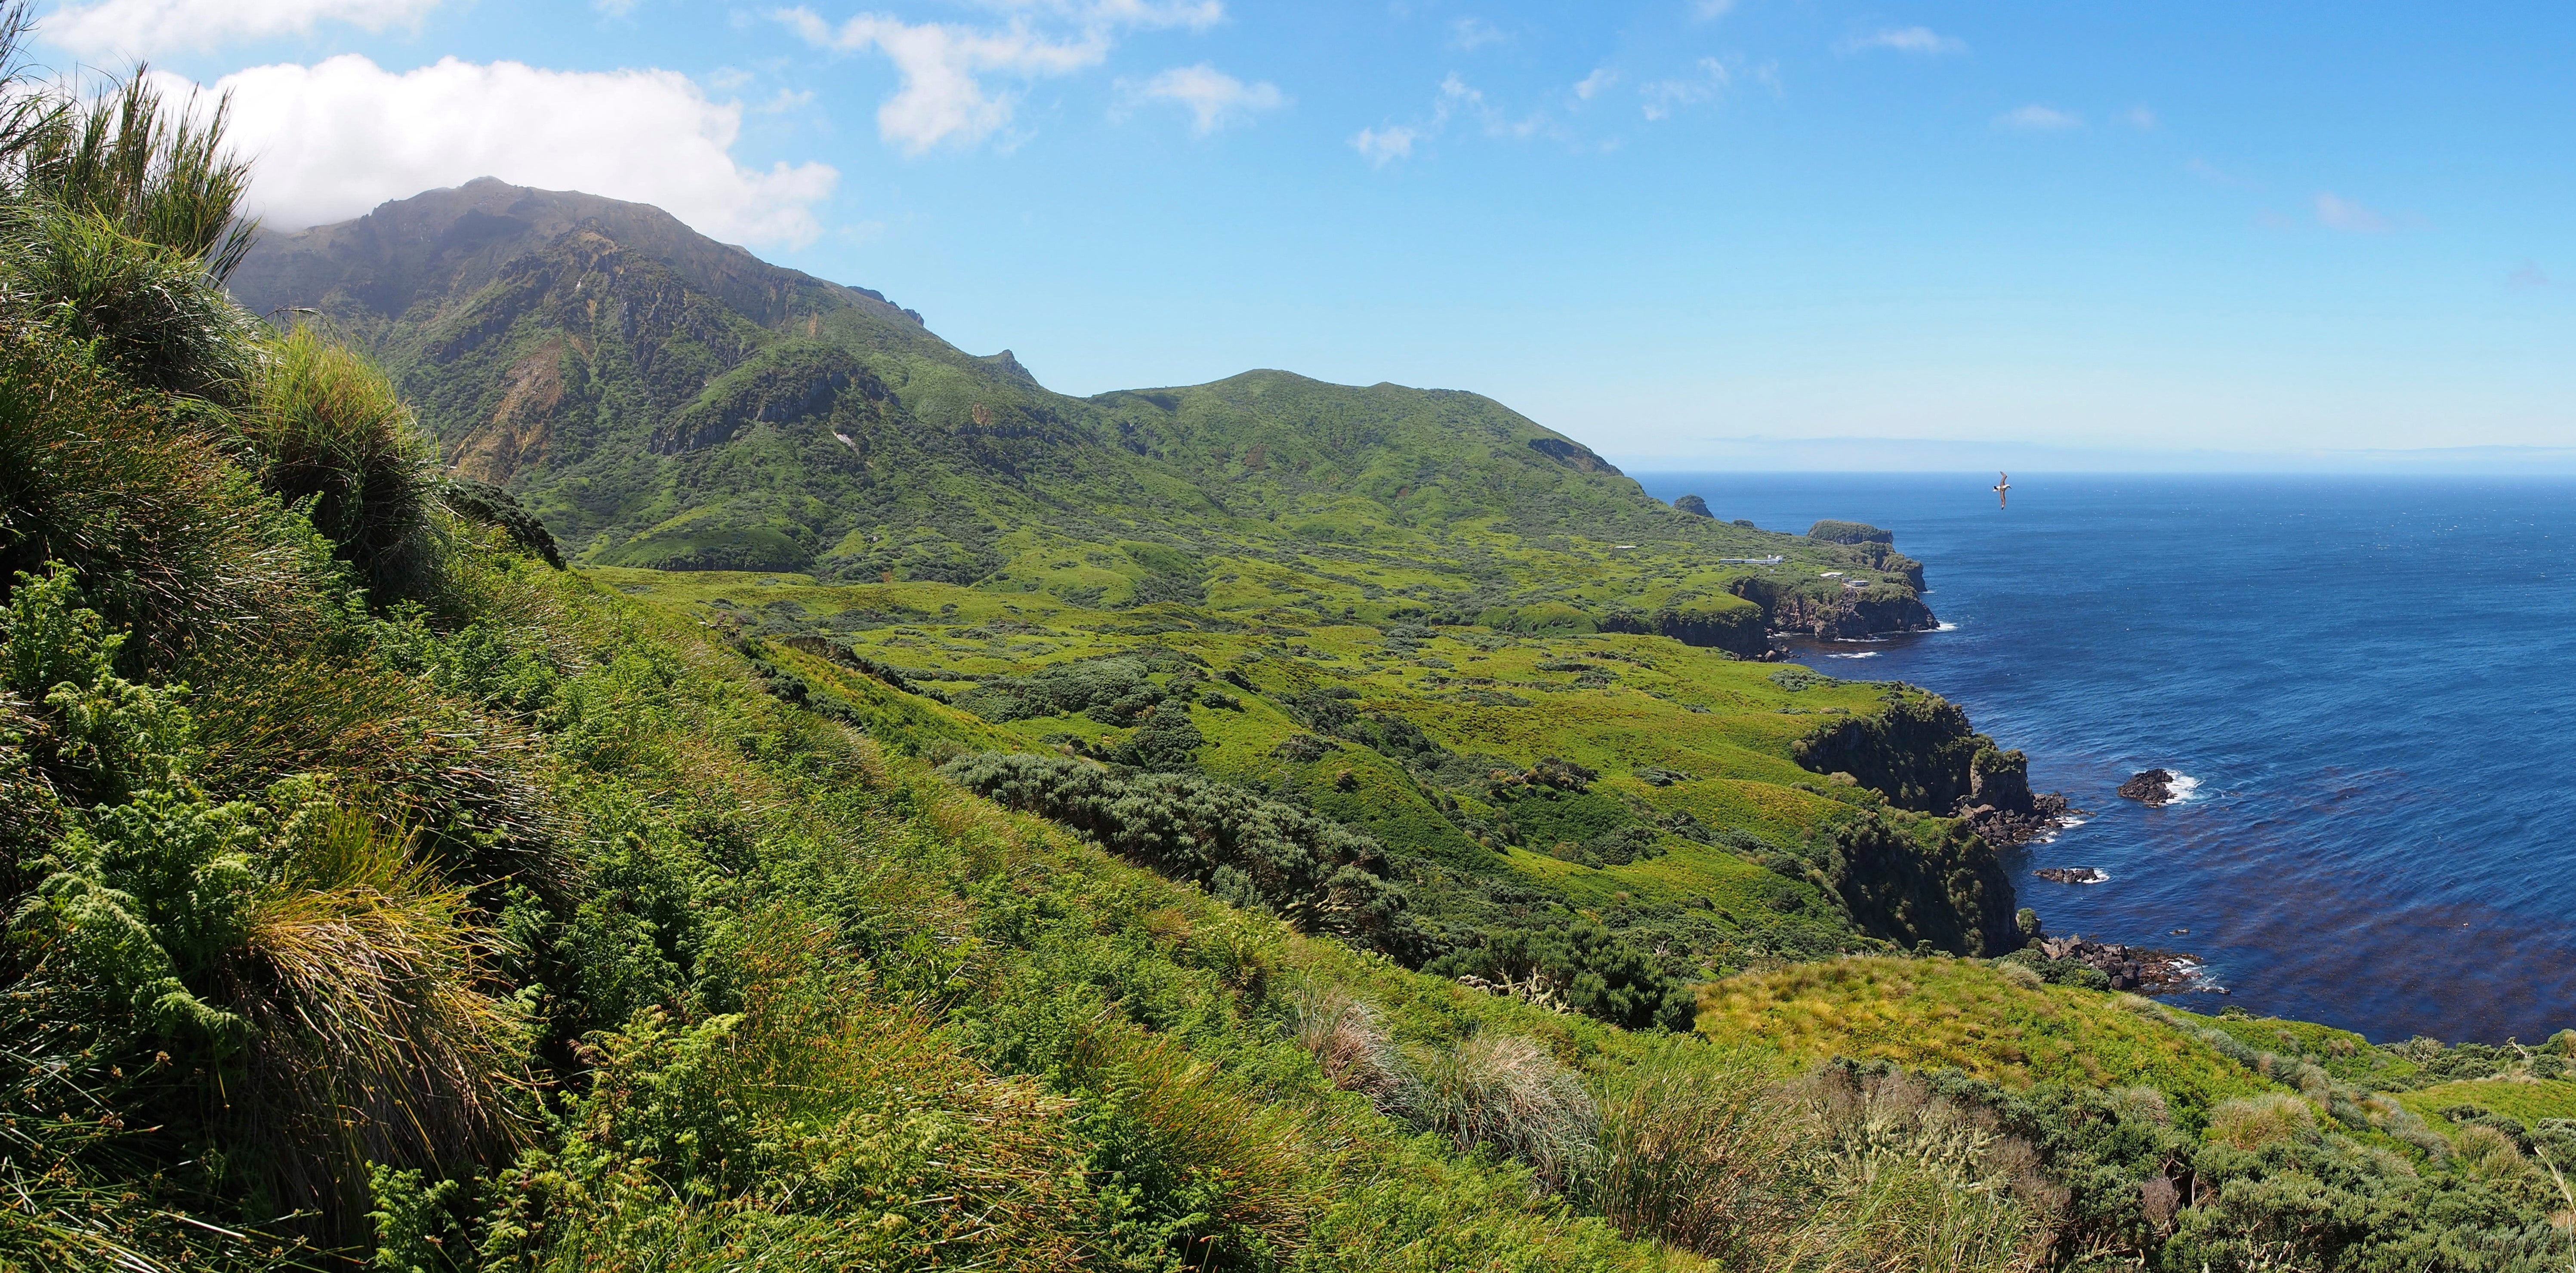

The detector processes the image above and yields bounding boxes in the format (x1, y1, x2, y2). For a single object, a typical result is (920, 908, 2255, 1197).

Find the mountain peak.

(231, 179, 922, 331)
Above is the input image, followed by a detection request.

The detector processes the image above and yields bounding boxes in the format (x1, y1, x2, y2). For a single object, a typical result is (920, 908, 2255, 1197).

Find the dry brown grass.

(1288, 982, 1413, 1113)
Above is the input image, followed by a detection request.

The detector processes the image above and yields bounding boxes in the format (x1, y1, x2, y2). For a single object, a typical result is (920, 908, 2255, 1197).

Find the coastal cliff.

(1731, 573, 1938, 641)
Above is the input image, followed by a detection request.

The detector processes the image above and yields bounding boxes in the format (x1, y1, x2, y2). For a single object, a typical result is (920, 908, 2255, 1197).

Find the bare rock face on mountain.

(1673, 494, 1714, 518)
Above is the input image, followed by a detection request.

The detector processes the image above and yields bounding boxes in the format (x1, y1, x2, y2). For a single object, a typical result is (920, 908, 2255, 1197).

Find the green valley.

(3, 40, 2573, 1273)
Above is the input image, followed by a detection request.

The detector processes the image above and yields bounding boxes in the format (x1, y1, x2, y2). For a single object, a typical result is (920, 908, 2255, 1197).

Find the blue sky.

(58, 1, 2576, 467)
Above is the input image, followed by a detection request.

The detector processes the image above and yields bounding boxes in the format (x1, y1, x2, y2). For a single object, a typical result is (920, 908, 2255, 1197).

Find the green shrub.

(1805, 520, 1891, 546)
(941, 751, 1412, 952)
(1823, 811, 2018, 956)
(1429, 917, 1694, 1032)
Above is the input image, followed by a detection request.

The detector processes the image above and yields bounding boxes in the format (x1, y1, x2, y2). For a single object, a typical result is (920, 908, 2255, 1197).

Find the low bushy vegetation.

(2, 11, 2571, 1270)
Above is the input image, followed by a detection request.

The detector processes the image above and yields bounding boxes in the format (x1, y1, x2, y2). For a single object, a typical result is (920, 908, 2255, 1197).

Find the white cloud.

(1572, 66, 1617, 101)
(1692, 0, 1737, 18)
(776, 8, 1107, 153)
(593, 0, 641, 16)
(1122, 63, 1282, 134)
(2314, 191, 2390, 233)
(776, 3, 1215, 154)
(43, 0, 442, 58)
(1641, 58, 1729, 120)
(982, 0, 1222, 30)
(1351, 73, 1564, 164)
(2121, 105, 2157, 129)
(1996, 104, 2082, 131)
(1350, 124, 1417, 166)
(182, 55, 838, 246)
(1851, 26, 1966, 56)
(1450, 16, 1505, 49)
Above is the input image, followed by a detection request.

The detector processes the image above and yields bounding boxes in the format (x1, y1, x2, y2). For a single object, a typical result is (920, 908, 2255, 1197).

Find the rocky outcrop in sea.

(2119, 769, 2181, 807)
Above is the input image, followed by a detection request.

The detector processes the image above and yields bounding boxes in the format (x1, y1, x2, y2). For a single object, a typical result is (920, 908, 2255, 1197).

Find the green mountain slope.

(10, 68, 2576, 1273)
(226, 181, 2032, 1021)
(229, 179, 1931, 648)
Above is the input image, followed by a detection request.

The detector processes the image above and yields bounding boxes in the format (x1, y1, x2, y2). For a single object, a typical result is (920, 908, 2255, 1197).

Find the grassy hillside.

(6, 34, 2576, 1273)
(594, 562, 2027, 1016)
(229, 183, 1933, 653)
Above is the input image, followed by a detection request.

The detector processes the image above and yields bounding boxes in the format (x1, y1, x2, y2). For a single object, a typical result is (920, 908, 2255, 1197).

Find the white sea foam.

(2165, 773, 2205, 803)
(2033, 815, 2087, 844)
(1934, 622, 1959, 632)
(1826, 651, 1882, 660)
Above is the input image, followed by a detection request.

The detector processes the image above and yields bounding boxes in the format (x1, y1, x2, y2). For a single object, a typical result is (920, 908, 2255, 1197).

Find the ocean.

(1631, 472, 2576, 1045)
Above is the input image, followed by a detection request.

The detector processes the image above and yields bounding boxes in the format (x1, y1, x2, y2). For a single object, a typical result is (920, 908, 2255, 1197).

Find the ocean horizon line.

(1614, 442, 2576, 476)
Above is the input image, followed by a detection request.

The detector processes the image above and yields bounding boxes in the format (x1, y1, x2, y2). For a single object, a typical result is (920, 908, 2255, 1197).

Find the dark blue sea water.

(1632, 472, 2576, 1045)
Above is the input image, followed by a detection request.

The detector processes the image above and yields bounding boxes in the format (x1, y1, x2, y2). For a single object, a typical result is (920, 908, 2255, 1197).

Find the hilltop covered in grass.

(229, 182, 1933, 654)
(5, 14, 2575, 1270)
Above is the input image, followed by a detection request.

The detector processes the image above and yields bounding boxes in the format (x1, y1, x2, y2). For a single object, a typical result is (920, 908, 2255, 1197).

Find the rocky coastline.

(1964, 790, 2081, 848)
(2030, 935, 2213, 995)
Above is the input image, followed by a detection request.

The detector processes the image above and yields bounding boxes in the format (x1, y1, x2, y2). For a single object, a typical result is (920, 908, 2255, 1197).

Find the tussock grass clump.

(2, 209, 267, 398)
(232, 328, 447, 599)
(2450, 1123, 2533, 1183)
(224, 792, 532, 1219)
(0, 338, 349, 661)
(188, 645, 569, 896)
(2203, 1093, 2317, 1152)
(1583, 1041, 1788, 1259)
(8, 71, 256, 283)
(1288, 980, 1413, 1113)
(1407, 1032, 1599, 1191)
(1771, 1063, 2048, 1273)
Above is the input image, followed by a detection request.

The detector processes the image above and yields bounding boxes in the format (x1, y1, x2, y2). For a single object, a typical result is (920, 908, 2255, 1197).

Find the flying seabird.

(1993, 472, 2010, 509)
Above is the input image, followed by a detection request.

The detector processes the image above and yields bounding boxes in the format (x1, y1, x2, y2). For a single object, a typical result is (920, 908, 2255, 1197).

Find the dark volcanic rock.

(1673, 493, 1714, 518)
(1962, 791, 2079, 848)
(2034, 866, 2108, 885)
(1952, 745, 2082, 848)
(2119, 769, 2179, 807)
(2035, 934, 2204, 994)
